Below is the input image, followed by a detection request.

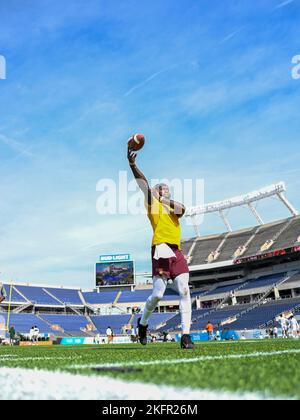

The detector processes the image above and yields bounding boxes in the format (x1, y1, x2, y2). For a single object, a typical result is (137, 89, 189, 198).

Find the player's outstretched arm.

(128, 148, 152, 205)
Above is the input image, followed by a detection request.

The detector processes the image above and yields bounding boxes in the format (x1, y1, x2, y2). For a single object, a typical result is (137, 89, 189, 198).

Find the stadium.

(1, 182, 300, 400)
(1, 183, 300, 338)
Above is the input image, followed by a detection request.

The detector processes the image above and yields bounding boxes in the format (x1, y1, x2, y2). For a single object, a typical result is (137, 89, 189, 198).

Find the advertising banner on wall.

(59, 336, 132, 346)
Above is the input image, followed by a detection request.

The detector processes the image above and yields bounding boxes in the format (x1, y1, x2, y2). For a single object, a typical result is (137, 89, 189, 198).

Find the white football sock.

(140, 277, 166, 326)
(173, 273, 192, 335)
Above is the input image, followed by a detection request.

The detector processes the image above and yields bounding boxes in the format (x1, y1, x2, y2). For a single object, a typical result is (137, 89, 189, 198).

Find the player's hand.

(127, 147, 137, 166)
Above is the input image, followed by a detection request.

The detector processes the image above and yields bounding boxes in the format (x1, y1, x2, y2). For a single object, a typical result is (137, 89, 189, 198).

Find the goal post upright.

(6, 282, 13, 334)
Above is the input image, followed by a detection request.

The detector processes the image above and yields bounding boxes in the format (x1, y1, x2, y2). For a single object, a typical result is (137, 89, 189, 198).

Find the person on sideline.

(206, 321, 214, 341)
(106, 326, 113, 344)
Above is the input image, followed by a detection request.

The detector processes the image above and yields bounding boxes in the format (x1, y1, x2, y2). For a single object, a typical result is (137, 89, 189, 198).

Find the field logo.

(0, 55, 6, 80)
(291, 55, 300, 80)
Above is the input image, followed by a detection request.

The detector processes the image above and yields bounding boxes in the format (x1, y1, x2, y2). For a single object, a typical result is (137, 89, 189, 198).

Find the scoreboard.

(96, 254, 135, 288)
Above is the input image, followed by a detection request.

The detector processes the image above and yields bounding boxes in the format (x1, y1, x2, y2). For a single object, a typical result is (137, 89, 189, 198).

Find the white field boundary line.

(0, 356, 82, 362)
(0, 367, 284, 400)
(0, 355, 18, 358)
(70, 349, 300, 370)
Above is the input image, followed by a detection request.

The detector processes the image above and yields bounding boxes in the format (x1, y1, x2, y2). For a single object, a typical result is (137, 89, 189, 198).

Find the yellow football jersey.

(145, 197, 181, 249)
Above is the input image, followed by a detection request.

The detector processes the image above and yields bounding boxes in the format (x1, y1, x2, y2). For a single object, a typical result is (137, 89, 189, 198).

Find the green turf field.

(1, 339, 300, 400)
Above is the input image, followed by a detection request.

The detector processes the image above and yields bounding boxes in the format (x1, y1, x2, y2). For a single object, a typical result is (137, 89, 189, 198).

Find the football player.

(128, 147, 194, 349)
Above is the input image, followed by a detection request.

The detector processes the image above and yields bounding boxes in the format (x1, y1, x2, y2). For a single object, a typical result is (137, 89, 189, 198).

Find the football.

(128, 133, 145, 151)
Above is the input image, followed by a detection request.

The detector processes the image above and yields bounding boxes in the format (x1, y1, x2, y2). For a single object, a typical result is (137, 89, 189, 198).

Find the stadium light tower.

(185, 182, 299, 236)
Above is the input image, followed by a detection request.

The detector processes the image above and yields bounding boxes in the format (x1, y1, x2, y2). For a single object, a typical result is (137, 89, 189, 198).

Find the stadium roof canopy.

(185, 182, 298, 236)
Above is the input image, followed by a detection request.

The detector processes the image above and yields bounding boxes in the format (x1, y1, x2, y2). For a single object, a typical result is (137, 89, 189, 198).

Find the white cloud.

(124, 65, 179, 97)
(219, 28, 245, 45)
(0, 133, 35, 158)
(274, 0, 295, 10)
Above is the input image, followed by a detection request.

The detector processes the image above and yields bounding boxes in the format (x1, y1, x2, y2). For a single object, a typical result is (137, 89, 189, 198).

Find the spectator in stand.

(206, 321, 214, 341)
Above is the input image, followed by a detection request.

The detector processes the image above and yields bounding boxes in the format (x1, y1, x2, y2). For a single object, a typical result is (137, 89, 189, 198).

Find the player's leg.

(138, 277, 167, 345)
(140, 277, 167, 326)
(173, 273, 192, 335)
(173, 273, 195, 349)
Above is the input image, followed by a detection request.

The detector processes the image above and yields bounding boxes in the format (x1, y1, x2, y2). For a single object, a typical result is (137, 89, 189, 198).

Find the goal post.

(6, 283, 13, 334)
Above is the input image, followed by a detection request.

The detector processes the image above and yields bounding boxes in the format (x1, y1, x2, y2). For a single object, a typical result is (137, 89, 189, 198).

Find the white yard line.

(70, 349, 300, 370)
(0, 367, 282, 400)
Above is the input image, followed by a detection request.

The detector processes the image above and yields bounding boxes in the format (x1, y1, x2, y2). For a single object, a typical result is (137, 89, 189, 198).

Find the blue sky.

(0, 0, 299, 287)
